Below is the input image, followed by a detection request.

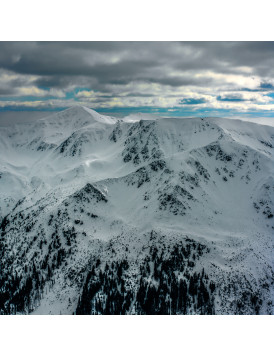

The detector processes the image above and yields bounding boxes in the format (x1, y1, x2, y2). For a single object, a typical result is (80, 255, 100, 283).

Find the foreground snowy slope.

(0, 106, 273, 314)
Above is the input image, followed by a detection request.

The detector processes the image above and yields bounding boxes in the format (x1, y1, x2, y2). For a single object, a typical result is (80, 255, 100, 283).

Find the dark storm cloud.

(146, 76, 215, 87)
(34, 75, 74, 89)
(0, 42, 157, 78)
(1, 41, 274, 111)
(1, 42, 274, 87)
(176, 42, 274, 76)
(0, 87, 16, 95)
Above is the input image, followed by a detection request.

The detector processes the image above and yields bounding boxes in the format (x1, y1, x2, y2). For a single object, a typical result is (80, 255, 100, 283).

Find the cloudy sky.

(1, 41, 274, 117)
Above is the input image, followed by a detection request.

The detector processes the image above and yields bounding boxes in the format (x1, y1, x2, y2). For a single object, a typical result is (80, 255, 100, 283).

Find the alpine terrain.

(0, 106, 273, 315)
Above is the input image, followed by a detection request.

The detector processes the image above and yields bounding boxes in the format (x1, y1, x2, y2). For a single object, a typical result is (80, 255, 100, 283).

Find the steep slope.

(0, 107, 273, 315)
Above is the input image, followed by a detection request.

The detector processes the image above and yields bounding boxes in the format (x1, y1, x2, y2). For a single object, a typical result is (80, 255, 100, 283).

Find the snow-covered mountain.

(0, 106, 273, 315)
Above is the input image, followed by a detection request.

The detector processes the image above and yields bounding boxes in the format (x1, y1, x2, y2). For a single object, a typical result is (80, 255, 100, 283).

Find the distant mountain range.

(0, 106, 273, 314)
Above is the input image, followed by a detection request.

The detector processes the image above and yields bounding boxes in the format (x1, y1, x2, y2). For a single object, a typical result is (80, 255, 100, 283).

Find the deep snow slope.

(0, 106, 273, 315)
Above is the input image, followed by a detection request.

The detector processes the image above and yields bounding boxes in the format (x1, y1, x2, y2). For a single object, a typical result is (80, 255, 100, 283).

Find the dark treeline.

(0, 216, 76, 314)
(76, 239, 216, 315)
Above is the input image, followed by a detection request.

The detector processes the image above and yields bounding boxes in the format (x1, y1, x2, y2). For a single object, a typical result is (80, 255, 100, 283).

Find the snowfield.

(0, 106, 273, 315)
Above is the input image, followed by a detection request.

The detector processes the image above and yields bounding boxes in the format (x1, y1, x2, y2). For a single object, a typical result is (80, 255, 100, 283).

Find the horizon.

(1, 105, 274, 128)
(1, 42, 274, 121)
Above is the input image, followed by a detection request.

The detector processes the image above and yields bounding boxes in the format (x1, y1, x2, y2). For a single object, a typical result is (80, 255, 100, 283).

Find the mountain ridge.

(0, 107, 273, 314)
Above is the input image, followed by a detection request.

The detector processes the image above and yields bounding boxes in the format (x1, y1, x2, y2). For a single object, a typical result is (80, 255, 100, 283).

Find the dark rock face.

(122, 121, 163, 165)
(158, 185, 195, 216)
(109, 121, 122, 142)
(72, 184, 108, 203)
(205, 142, 233, 162)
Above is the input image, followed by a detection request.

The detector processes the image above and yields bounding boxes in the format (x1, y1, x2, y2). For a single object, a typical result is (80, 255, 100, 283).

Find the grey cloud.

(0, 42, 270, 81)
(0, 87, 17, 96)
(217, 94, 248, 102)
(1, 42, 274, 108)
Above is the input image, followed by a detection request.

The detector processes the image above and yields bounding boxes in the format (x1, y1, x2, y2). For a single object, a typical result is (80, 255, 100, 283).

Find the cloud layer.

(1, 41, 274, 116)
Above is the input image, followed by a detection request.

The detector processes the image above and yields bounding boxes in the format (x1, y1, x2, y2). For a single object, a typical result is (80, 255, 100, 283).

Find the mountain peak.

(39, 106, 117, 126)
(63, 105, 99, 117)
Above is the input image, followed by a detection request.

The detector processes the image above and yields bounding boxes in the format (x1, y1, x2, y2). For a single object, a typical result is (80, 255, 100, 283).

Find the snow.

(0, 106, 273, 314)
